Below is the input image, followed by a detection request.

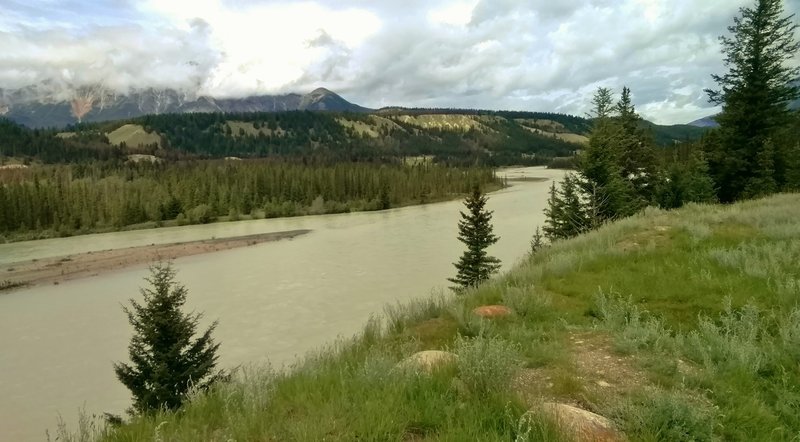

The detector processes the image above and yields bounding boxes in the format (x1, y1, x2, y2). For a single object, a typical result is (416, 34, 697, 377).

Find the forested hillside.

(43, 111, 583, 166)
(0, 108, 707, 167)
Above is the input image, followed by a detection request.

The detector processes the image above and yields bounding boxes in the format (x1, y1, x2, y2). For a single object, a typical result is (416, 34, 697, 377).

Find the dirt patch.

(568, 332, 646, 394)
(0, 230, 310, 290)
(513, 332, 646, 408)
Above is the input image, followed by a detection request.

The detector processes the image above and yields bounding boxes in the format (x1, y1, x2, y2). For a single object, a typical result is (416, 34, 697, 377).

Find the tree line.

(543, 0, 799, 242)
(0, 160, 498, 240)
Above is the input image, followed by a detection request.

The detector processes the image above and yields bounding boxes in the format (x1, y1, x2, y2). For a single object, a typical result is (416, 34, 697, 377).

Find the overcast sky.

(1, 0, 798, 124)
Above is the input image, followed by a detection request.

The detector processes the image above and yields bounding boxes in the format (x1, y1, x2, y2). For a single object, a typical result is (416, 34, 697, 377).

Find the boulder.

(472, 305, 513, 318)
(538, 402, 625, 442)
(396, 350, 457, 373)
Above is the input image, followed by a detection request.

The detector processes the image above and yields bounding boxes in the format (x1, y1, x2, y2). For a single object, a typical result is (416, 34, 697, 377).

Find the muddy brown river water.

(0, 167, 565, 441)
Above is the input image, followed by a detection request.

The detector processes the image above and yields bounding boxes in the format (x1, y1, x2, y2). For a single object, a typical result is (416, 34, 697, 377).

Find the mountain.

(0, 86, 370, 128)
(640, 120, 710, 144)
(687, 115, 719, 128)
(688, 79, 800, 127)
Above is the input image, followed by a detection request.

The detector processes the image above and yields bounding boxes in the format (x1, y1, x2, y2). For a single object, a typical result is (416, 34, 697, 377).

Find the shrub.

(189, 204, 214, 224)
(454, 335, 521, 395)
(609, 389, 719, 442)
(502, 285, 551, 320)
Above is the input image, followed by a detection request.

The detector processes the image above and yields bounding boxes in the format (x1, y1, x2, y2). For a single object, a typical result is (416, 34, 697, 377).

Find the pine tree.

(530, 226, 545, 255)
(114, 262, 222, 413)
(683, 151, 718, 204)
(589, 87, 615, 119)
(744, 139, 778, 197)
(543, 182, 566, 240)
(543, 174, 589, 241)
(777, 111, 800, 191)
(581, 87, 639, 221)
(705, 0, 800, 201)
(656, 149, 718, 209)
(560, 174, 589, 237)
(449, 185, 501, 290)
(614, 87, 658, 205)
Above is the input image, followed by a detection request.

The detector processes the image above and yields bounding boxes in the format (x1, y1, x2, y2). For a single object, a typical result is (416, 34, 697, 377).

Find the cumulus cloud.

(1, 0, 799, 123)
(0, 18, 218, 101)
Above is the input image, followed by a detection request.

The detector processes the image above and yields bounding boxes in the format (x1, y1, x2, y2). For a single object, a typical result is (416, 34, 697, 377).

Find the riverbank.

(0, 186, 505, 244)
(0, 230, 310, 291)
(76, 193, 800, 441)
(0, 161, 501, 244)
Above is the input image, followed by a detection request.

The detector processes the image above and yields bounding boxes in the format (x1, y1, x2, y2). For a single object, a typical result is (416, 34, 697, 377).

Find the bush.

(454, 335, 521, 395)
(591, 290, 671, 354)
(189, 204, 214, 224)
(609, 389, 719, 441)
(547, 156, 577, 170)
(502, 285, 551, 320)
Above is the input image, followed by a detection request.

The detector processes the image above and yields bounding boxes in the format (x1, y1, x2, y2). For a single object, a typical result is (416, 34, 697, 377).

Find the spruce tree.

(656, 149, 717, 209)
(544, 174, 589, 241)
(543, 182, 566, 240)
(530, 227, 545, 255)
(614, 87, 658, 205)
(705, 0, 800, 201)
(560, 174, 589, 237)
(114, 262, 222, 413)
(744, 139, 779, 197)
(581, 87, 641, 221)
(449, 185, 501, 290)
(784, 120, 800, 190)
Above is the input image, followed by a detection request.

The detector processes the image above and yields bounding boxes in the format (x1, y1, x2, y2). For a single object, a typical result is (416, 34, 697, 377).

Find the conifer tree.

(580, 87, 638, 220)
(784, 120, 800, 190)
(543, 182, 566, 240)
(744, 139, 779, 197)
(656, 149, 717, 209)
(449, 185, 501, 290)
(705, 0, 800, 201)
(114, 262, 222, 413)
(614, 87, 658, 205)
(530, 226, 545, 255)
(544, 174, 589, 241)
(560, 174, 589, 237)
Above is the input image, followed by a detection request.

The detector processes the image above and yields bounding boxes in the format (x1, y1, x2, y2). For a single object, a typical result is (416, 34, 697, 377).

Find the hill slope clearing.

(106, 124, 161, 148)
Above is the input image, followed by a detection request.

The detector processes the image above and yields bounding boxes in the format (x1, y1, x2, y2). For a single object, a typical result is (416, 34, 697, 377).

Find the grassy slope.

(106, 124, 161, 148)
(72, 194, 800, 441)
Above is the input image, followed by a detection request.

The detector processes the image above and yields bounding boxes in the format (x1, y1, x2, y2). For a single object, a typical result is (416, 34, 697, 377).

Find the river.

(0, 166, 564, 441)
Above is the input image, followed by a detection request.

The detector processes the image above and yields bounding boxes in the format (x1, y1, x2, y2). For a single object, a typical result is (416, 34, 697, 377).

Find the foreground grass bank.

(62, 194, 800, 441)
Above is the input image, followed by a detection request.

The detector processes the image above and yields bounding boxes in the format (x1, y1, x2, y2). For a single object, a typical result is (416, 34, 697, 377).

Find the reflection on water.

(0, 167, 564, 441)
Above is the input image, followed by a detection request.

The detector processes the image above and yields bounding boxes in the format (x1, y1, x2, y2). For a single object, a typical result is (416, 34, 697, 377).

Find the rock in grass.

(472, 305, 513, 318)
(396, 350, 458, 373)
(539, 402, 624, 442)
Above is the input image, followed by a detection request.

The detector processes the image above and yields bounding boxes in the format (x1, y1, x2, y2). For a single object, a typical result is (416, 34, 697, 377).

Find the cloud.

(1, 0, 799, 123)
(0, 18, 218, 101)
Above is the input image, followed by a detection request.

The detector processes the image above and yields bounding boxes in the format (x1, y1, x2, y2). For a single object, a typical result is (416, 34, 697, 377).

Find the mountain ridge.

(687, 79, 800, 127)
(0, 87, 370, 128)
